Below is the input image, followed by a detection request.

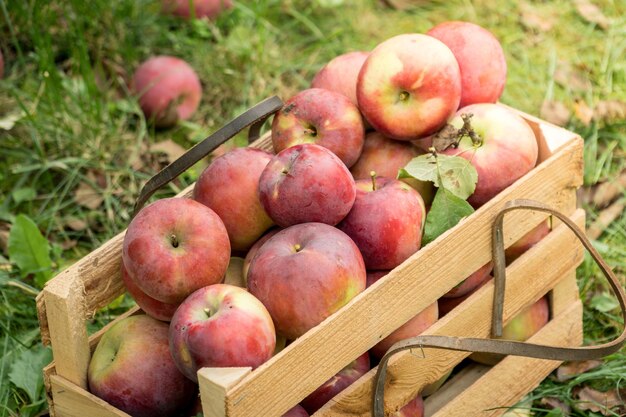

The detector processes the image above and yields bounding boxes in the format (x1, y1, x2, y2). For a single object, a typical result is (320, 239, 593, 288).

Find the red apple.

(132, 56, 202, 128)
(367, 272, 438, 359)
(271, 89, 365, 167)
(441, 104, 538, 207)
(258, 144, 356, 227)
(243, 229, 280, 281)
(392, 395, 424, 417)
(300, 353, 370, 414)
(357, 34, 461, 140)
(248, 223, 366, 339)
(162, 0, 233, 19)
(505, 221, 551, 264)
(121, 263, 179, 322)
(0, 49, 4, 79)
(223, 257, 246, 288)
(442, 262, 492, 298)
(470, 297, 549, 365)
(311, 51, 369, 106)
(338, 176, 425, 270)
(122, 198, 230, 304)
(88, 315, 195, 417)
(169, 284, 276, 382)
(283, 405, 309, 417)
(427, 21, 507, 108)
(194, 147, 274, 251)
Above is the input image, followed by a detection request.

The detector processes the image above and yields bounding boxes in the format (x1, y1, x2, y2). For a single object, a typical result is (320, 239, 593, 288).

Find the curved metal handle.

(133, 95, 283, 216)
(373, 199, 626, 417)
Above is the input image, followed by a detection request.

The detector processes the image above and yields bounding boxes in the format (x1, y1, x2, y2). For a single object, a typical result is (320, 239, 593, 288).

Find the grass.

(0, 0, 625, 416)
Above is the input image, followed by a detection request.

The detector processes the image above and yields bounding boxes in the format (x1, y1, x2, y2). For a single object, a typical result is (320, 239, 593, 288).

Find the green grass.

(0, 0, 625, 416)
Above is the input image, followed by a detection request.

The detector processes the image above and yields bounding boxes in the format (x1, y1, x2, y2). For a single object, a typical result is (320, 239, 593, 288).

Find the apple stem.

(370, 171, 377, 191)
(399, 91, 410, 102)
(294, 243, 302, 252)
(459, 113, 483, 147)
(204, 308, 212, 317)
(170, 234, 179, 248)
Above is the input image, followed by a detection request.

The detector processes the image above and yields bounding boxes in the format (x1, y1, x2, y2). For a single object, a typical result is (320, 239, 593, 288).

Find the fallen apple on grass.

(169, 284, 276, 382)
(88, 315, 196, 417)
(162, 0, 233, 20)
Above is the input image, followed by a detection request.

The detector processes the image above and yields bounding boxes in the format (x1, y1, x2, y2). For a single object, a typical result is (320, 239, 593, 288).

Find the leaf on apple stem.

(398, 153, 477, 200)
(423, 188, 474, 245)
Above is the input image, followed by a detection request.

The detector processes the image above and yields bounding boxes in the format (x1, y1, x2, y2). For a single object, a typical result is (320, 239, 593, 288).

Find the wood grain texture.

(49, 375, 130, 417)
(199, 368, 252, 417)
(428, 300, 583, 417)
(423, 364, 490, 414)
(312, 210, 585, 417)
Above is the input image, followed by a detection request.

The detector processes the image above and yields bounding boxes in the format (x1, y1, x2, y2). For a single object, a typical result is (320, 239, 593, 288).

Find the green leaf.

(423, 188, 475, 245)
(400, 153, 478, 200)
(12, 187, 37, 204)
(590, 293, 619, 313)
(9, 345, 52, 403)
(8, 214, 53, 287)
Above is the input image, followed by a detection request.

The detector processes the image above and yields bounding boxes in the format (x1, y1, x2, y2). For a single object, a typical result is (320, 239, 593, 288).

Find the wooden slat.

(199, 368, 252, 417)
(423, 364, 490, 414)
(49, 375, 130, 417)
(428, 300, 583, 417)
(551, 270, 581, 317)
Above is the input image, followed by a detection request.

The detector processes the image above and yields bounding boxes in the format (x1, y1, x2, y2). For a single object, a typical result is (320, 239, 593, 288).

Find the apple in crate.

(169, 284, 276, 382)
(300, 352, 370, 414)
(162, 0, 233, 20)
(88, 315, 195, 417)
(393, 395, 424, 417)
(132, 56, 202, 128)
(441, 103, 538, 207)
(248, 223, 366, 339)
(357, 34, 461, 140)
(283, 405, 309, 417)
(427, 21, 507, 108)
(123, 198, 230, 304)
(442, 262, 492, 299)
(121, 263, 179, 322)
(505, 221, 551, 264)
(259, 144, 356, 227)
(311, 51, 369, 106)
(338, 176, 425, 270)
(194, 147, 274, 251)
(243, 228, 280, 280)
(271, 88, 365, 167)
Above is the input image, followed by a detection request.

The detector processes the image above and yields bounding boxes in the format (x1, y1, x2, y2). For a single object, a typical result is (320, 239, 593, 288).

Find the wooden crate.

(36, 106, 585, 417)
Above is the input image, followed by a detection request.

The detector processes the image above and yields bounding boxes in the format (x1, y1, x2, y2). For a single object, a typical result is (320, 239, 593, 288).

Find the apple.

(258, 144, 357, 227)
(0, 49, 4, 79)
(427, 21, 507, 108)
(271, 88, 365, 167)
(248, 222, 366, 339)
(442, 262, 492, 298)
(88, 315, 195, 417)
(243, 229, 280, 281)
(300, 352, 370, 414)
(121, 263, 179, 322)
(311, 51, 369, 106)
(441, 103, 538, 207)
(223, 257, 246, 288)
(169, 284, 276, 382)
(132, 56, 202, 128)
(357, 34, 461, 140)
(505, 221, 551, 264)
(283, 405, 309, 417)
(122, 197, 230, 304)
(349, 131, 435, 205)
(367, 272, 438, 359)
(392, 394, 424, 417)
(162, 0, 233, 19)
(338, 176, 425, 270)
(470, 296, 549, 365)
(194, 147, 274, 251)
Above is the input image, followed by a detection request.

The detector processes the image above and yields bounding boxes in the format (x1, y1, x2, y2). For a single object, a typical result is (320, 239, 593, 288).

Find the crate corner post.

(198, 367, 252, 417)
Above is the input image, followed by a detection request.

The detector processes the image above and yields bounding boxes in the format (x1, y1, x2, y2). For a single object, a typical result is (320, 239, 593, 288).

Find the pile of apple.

(87, 21, 550, 417)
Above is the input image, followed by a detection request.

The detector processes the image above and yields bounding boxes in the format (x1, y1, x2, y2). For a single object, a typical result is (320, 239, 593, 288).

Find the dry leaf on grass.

(557, 360, 602, 381)
(60, 240, 78, 250)
(0, 222, 10, 253)
(574, 0, 611, 30)
(574, 100, 594, 126)
(594, 100, 626, 123)
(575, 386, 624, 415)
(540, 100, 571, 126)
(520, 2, 555, 32)
(65, 217, 88, 231)
(592, 170, 626, 208)
(587, 199, 625, 240)
(540, 397, 571, 414)
(150, 139, 187, 163)
(554, 65, 592, 92)
(73, 181, 104, 210)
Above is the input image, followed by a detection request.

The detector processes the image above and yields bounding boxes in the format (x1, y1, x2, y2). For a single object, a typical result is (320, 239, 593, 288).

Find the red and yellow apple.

(357, 34, 461, 140)
(194, 147, 274, 251)
(442, 262, 493, 298)
(132, 56, 202, 128)
(505, 221, 551, 264)
(311, 51, 369, 106)
(271, 88, 365, 167)
(247, 223, 366, 339)
(258, 144, 356, 227)
(243, 228, 280, 281)
(392, 395, 424, 417)
(283, 405, 309, 417)
(223, 257, 246, 288)
(88, 315, 195, 417)
(121, 263, 179, 322)
(169, 284, 276, 382)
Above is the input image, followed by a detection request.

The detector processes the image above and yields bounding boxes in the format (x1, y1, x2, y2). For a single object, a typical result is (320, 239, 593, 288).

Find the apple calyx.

(294, 243, 302, 253)
(431, 113, 483, 151)
(398, 91, 410, 102)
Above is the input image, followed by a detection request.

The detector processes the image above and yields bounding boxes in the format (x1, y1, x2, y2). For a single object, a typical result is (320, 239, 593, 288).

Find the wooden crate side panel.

(49, 375, 130, 417)
(428, 300, 583, 417)
(312, 210, 584, 417)
(227, 206, 584, 417)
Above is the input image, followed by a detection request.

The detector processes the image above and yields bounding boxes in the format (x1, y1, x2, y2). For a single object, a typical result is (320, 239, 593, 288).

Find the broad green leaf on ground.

(11, 187, 37, 204)
(399, 153, 478, 200)
(8, 214, 53, 287)
(9, 345, 52, 403)
(423, 188, 475, 245)
(590, 292, 620, 312)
